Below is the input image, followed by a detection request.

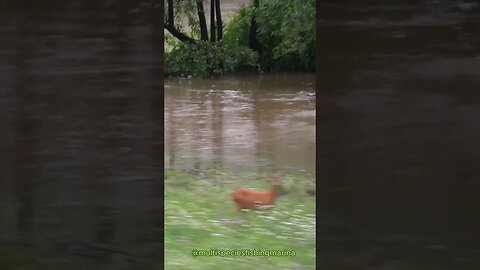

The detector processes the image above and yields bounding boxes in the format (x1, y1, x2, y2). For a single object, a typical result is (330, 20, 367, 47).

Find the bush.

(222, 6, 253, 47)
(223, 0, 315, 72)
(165, 38, 259, 78)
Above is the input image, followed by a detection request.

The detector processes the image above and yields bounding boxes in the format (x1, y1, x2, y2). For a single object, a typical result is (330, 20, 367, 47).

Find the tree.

(165, 0, 195, 43)
(210, 0, 215, 42)
(196, 0, 208, 41)
(164, 0, 259, 77)
(249, 0, 260, 53)
(215, 0, 222, 41)
(164, 0, 223, 43)
(223, 0, 315, 72)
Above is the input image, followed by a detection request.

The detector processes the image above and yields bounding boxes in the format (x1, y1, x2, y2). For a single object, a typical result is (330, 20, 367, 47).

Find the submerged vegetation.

(164, 0, 315, 78)
(164, 169, 316, 270)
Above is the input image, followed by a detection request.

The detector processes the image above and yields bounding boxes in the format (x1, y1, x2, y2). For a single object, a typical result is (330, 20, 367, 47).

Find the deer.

(231, 175, 281, 213)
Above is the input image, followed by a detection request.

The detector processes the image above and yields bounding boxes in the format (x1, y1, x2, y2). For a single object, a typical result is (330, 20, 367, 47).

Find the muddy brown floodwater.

(164, 73, 315, 175)
(0, 1, 162, 268)
(318, 1, 480, 269)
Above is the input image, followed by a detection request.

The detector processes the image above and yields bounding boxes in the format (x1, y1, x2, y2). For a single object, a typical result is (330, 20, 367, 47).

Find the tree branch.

(165, 24, 196, 43)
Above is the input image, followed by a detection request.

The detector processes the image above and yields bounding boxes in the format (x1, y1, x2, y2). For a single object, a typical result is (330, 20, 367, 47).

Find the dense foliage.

(222, 6, 253, 47)
(165, 38, 258, 78)
(164, 0, 315, 77)
(224, 0, 315, 72)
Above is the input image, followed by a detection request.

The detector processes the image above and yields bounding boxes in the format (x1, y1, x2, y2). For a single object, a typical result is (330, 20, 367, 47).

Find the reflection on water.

(164, 74, 315, 175)
(318, 1, 480, 268)
(0, 1, 162, 268)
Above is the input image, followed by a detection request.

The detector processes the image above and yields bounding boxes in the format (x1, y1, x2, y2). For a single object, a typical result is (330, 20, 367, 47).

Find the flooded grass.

(164, 169, 316, 270)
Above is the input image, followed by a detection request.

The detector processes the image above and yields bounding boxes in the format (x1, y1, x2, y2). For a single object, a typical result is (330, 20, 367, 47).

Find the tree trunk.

(215, 0, 223, 41)
(249, 0, 260, 52)
(196, 0, 208, 41)
(210, 0, 216, 43)
(167, 0, 174, 26)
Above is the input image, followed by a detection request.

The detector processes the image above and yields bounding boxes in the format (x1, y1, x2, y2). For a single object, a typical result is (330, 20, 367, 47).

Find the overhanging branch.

(164, 24, 196, 43)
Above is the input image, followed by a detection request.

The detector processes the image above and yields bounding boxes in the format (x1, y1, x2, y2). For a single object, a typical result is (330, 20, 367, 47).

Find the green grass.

(164, 169, 316, 270)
